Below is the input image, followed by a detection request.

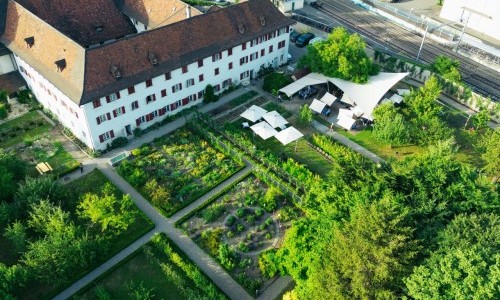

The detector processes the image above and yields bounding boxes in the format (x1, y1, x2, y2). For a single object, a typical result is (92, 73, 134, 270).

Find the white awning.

(262, 111, 289, 128)
(320, 92, 337, 106)
(279, 73, 328, 97)
(341, 94, 356, 105)
(274, 126, 304, 145)
(397, 89, 410, 96)
(240, 105, 268, 122)
(309, 99, 326, 113)
(351, 106, 364, 117)
(337, 117, 356, 130)
(338, 108, 354, 119)
(389, 94, 404, 104)
(250, 121, 278, 140)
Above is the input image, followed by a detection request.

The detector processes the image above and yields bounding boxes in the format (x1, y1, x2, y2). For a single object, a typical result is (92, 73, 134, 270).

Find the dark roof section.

(14, 0, 137, 47)
(0, 41, 11, 56)
(81, 0, 294, 104)
(0, 0, 7, 38)
(0, 71, 27, 96)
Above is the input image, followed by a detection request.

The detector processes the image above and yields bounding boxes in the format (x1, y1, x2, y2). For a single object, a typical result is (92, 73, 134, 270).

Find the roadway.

(293, 0, 500, 101)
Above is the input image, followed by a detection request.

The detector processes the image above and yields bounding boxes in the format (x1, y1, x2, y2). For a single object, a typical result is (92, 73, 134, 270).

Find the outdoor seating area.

(35, 162, 53, 175)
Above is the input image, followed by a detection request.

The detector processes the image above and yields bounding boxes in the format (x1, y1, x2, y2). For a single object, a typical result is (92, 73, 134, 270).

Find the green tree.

(404, 76, 442, 121)
(372, 102, 412, 145)
(472, 106, 490, 129)
(0, 89, 7, 103)
(297, 195, 418, 300)
(476, 129, 500, 179)
(405, 213, 500, 300)
(0, 150, 27, 203)
(204, 84, 217, 103)
(263, 72, 293, 95)
(298, 105, 313, 126)
(4, 221, 27, 253)
(218, 243, 236, 270)
(431, 55, 462, 83)
(0, 104, 7, 119)
(77, 183, 136, 234)
(126, 280, 155, 300)
(299, 27, 378, 83)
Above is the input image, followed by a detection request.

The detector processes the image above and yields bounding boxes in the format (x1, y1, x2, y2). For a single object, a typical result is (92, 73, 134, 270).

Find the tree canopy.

(431, 55, 462, 83)
(299, 27, 379, 83)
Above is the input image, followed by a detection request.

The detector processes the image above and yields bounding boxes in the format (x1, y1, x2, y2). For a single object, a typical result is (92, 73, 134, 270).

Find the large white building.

(0, 0, 293, 150)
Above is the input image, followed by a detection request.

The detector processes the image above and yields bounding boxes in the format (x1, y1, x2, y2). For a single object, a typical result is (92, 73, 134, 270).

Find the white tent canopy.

(250, 121, 278, 140)
(240, 105, 268, 122)
(389, 94, 404, 104)
(274, 126, 304, 145)
(341, 94, 355, 106)
(320, 92, 337, 106)
(338, 108, 354, 119)
(337, 117, 356, 130)
(309, 99, 327, 113)
(279, 73, 328, 97)
(351, 106, 364, 117)
(262, 111, 289, 128)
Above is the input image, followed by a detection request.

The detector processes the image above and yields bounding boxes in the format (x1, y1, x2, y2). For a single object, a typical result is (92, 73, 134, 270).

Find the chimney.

(186, 5, 191, 18)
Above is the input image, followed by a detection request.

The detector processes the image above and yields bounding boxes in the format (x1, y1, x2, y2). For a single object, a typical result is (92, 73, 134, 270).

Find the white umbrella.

(250, 121, 278, 140)
(320, 92, 337, 106)
(309, 99, 327, 114)
(351, 106, 364, 117)
(262, 111, 289, 128)
(337, 116, 356, 130)
(240, 105, 268, 122)
(275, 126, 304, 151)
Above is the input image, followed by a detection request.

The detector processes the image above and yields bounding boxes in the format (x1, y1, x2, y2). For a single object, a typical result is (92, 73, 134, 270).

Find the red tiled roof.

(82, 0, 294, 104)
(121, 0, 203, 28)
(14, 0, 136, 47)
(0, 71, 26, 96)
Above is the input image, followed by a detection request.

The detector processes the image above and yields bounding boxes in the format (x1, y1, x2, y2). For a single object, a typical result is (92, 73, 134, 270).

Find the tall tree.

(405, 213, 500, 300)
(404, 76, 442, 121)
(476, 129, 500, 180)
(0, 150, 27, 203)
(297, 194, 418, 300)
(299, 27, 378, 83)
(372, 102, 412, 145)
(431, 55, 462, 83)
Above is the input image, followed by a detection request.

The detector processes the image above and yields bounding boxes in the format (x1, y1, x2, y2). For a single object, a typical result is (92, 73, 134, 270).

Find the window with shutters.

(128, 86, 135, 94)
(228, 48, 233, 56)
(214, 68, 219, 76)
(198, 59, 203, 67)
(212, 53, 221, 62)
(146, 94, 156, 104)
(214, 84, 220, 92)
(240, 71, 250, 80)
(109, 92, 119, 101)
(146, 79, 153, 87)
(250, 52, 258, 61)
(131, 101, 139, 110)
(93, 99, 101, 108)
(161, 89, 167, 97)
(261, 49, 265, 56)
(186, 78, 195, 87)
(113, 106, 125, 117)
(228, 62, 233, 70)
(278, 40, 286, 49)
(198, 90, 204, 99)
(182, 65, 188, 73)
(99, 130, 114, 143)
(172, 83, 182, 93)
(240, 56, 248, 66)
(96, 114, 107, 125)
(188, 94, 197, 102)
(269, 45, 273, 53)
(165, 72, 171, 80)
(199, 74, 204, 82)
(222, 79, 232, 88)
(242, 42, 247, 50)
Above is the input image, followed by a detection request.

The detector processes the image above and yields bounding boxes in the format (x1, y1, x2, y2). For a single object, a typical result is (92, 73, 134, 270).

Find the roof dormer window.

(147, 52, 158, 66)
(55, 59, 66, 72)
(109, 65, 121, 79)
(25, 37, 35, 48)
(260, 16, 266, 26)
(238, 23, 245, 34)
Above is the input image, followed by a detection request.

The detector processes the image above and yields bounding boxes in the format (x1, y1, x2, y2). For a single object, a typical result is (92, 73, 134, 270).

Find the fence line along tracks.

(304, 0, 500, 101)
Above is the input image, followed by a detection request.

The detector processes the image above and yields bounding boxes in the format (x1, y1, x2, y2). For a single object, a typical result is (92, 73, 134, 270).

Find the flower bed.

(118, 128, 243, 216)
(179, 173, 301, 293)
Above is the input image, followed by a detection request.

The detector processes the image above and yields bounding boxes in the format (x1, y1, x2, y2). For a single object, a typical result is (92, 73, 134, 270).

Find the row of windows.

(96, 106, 125, 125)
(99, 130, 114, 143)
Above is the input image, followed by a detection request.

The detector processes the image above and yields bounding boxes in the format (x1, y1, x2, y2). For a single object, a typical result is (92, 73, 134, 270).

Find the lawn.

(118, 128, 243, 216)
(74, 234, 226, 300)
(0, 111, 51, 148)
(7, 169, 154, 300)
(179, 173, 301, 293)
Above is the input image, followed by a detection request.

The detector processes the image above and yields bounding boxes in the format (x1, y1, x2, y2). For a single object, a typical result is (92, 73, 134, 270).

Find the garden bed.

(179, 173, 301, 293)
(74, 234, 227, 300)
(0, 111, 51, 148)
(118, 127, 243, 216)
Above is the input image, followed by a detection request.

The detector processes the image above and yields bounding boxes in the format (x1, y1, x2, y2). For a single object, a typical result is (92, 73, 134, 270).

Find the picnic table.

(36, 162, 53, 175)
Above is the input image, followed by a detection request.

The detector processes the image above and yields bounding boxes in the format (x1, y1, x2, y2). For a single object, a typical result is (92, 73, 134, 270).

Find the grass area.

(13, 169, 154, 300)
(74, 234, 226, 300)
(0, 111, 51, 148)
(229, 90, 258, 107)
(45, 142, 80, 175)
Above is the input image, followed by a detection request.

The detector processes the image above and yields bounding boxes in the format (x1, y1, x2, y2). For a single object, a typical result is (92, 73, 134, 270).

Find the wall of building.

(83, 27, 291, 150)
(14, 55, 93, 147)
(440, 0, 500, 41)
(0, 54, 16, 75)
(275, 0, 304, 13)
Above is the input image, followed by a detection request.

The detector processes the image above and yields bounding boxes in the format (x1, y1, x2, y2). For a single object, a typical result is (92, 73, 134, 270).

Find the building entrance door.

(125, 125, 132, 135)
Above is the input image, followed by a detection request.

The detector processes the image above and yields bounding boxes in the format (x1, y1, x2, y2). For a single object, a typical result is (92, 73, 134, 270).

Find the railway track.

(310, 0, 500, 100)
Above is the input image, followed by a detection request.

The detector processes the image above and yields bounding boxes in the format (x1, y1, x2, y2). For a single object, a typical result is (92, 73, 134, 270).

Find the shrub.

(0, 103, 8, 119)
(239, 257, 253, 269)
(298, 104, 313, 126)
(265, 217, 273, 226)
(204, 84, 218, 103)
(236, 207, 246, 218)
(200, 228, 223, 256)
(239, 241, 249, 252)
(226, 231, 234, 239)
(259, 187, 281, 212)
(133, 127, 143, 137)
(258, 249, 279, 278)
(226, 215, 237, 226)
(111, 136, 128, 149)
(246, 215, 255, 224)
(255, 208, 264, 218)
(202, 203, 225, 222)
(237, 223, 245, 232)
(218, 243, 236, 270)
(246, 232, 253, 241)
(131, 148, 141, 156)
(263, 73, 293, 95)
(265, 232, 272, 239)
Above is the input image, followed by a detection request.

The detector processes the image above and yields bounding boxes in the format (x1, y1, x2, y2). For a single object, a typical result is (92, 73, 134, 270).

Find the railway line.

(306, 0, 500, 100)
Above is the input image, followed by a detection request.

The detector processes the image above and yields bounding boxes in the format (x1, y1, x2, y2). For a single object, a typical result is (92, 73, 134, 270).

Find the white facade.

(273, 0, 304, 13)
(440, 0, 500, 41)
(17, 27, 291, 151)
(129, 17, 148, 33)
(0, 53, 16, 75)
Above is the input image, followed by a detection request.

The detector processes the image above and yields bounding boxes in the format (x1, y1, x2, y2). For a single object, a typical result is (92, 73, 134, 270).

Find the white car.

(309, 37, 325, 45)
(287, 53, 292, 62)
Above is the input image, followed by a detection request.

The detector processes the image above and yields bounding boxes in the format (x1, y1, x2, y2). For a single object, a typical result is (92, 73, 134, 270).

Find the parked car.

(298, 86, 317, 99)
(287, 53, 292, 62)
(309, 37, 325, 45)
(290, 31, 301, 42)
(296, 33, 315, 47)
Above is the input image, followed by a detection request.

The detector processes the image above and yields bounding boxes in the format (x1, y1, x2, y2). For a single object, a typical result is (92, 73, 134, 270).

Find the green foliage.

(0, 90, 7, 103)
(0, 150, 27, 203)
(299, 27, 378, 83)
(226, 215, 237, 226)
(372, 102, 411, 146)
(298, 105, 313, 126)
(77, 183, 137, 234)
(144, 178, 171, 208)
(4, 221, 27, 253)
(259, 186, 281, 212)
(202, 203, 225, 222)
(431, 55, 462, 83)
(472, 107, 490, 129)
(126, 280, 155, 300)
(476, 129, 500, 178)
(218, 243, 236, 270)
(0, 104, 7, 119)
(200, 228, 223, 256)
(110, 136, 128, 149)
(405, 76, 442, 121)
(262, 73, 293, 95)
(204, 84, 217, 103)
(405, 213, 500, 299)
